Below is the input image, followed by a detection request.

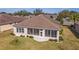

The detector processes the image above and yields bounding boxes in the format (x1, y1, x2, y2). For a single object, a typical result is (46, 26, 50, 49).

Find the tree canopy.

(56, 10, 79, 24)
(14, 10, 32, 16)
(33, 9, 44, 15)
(13, 9, 44, 16)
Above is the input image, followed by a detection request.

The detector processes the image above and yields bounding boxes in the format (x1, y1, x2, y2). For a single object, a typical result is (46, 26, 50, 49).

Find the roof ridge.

(39, 15, 60, 29)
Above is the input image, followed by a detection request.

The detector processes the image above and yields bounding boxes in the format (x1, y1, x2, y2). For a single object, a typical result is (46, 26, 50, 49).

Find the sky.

(0, 8, 78, 13)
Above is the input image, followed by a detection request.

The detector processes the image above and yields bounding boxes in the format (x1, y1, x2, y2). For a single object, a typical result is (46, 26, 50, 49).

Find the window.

(51, 30, 57, 37)
(40, 29, 43, 31)
(34, 29, 39, 35)
(16, 28, 24, 33)
(48, 30, 50, 36)
(40, 32, 43, 36)
(27, 28, 40, 35)
(45, 30, 57, 37)
(21, 28, 24, 33)
(27, 28, 33, 34)
(16, 28, 19, 33)
(45, 30, 50, 37)
(45, 30, 47, 36)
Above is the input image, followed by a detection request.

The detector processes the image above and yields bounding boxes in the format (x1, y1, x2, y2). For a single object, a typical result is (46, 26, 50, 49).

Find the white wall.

(75, 24, 79, 33)
(13, 27, 27, 36)
(13, 27, 59, 42)
(0, 24, 13, 32)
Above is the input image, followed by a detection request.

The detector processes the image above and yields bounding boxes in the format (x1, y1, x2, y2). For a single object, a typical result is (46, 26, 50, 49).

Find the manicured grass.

(0, 30, 59, 50)
(0, 26, 79, 50)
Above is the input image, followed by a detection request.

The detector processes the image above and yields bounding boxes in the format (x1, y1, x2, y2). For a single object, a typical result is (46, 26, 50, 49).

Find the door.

(40, 32, 43, 36)
(39, 29, 43, 36)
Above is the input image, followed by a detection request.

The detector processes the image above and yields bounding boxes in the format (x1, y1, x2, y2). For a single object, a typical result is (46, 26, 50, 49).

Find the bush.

(29, 36, 34, 38)
(60, 29, 63, 35)
(10, 33, 15, 36)
(27, 35, 29, 37)
(70, 25, 74, 28)
(49, 39, 53, 41)
(49, 39, 57, 42)
(27, 35, 34, 38)
(20, 35, 25, 37)
(60, 20, 63, 25)
(59, 36, 63, 41)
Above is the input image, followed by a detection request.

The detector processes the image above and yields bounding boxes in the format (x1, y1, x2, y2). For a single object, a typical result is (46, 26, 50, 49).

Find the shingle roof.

(0, 14, 25, 25)
(75, 21, 79, 24)
(14, 15, 60, 30)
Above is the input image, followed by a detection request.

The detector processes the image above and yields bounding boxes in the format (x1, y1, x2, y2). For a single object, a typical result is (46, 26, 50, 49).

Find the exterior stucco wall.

(13, 27, 59, 42)
(13, 27, 27, 36)
(0, 24, 13, 32)
(75, 24, 79, 33)
(63, 18, 74, 26)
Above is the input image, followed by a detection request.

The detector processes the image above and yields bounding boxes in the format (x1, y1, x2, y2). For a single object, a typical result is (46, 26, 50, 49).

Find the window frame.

(16, 27, 24, 33)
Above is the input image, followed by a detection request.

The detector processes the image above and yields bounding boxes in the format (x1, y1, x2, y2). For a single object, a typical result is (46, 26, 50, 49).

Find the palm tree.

(33, 9, 44, 15)
(70, 12, 79, 28)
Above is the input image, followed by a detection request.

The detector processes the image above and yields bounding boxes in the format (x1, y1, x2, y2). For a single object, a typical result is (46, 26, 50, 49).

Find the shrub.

(27, 35, 29, 37)
(49, 39, 53, 41)
(70, 25, 74, 28)
(59, 36, 63, 41)
(29, 36, 34, 38)
(10, 33, 15, 36)
(60, 29, 63, 35)
(27, 35, 34, 38)
(49, 39, 57, 42)
(20, 35, 25, 37)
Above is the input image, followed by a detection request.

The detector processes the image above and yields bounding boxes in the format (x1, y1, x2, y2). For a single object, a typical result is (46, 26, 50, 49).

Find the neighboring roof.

(0, 14, 26, 25)
(75, 21, 79, 25)
(14, 15, 60, 30)
(38, 14, 58, 20)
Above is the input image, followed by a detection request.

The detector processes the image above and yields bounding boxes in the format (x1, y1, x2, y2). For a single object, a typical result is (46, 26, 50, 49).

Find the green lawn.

(0, 26, 79, 50)
(0, 30, 59, 50)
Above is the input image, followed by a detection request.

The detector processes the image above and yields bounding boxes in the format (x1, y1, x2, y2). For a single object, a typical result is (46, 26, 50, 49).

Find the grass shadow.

(68, 26, 79, 38)
(49, 36, 64, 42)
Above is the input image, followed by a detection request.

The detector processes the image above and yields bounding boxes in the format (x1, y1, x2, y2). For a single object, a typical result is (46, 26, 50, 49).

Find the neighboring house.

(13, 15, 60, 42)
(63, 17, 74, 26)
(43, 13, 57, 20)
(43, 13, 61, 25)
(0, 14, 25, 32)
(74, 21, 79, 34)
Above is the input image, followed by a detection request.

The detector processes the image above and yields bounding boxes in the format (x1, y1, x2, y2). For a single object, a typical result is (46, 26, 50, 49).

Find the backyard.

(0, 26, 79, 50)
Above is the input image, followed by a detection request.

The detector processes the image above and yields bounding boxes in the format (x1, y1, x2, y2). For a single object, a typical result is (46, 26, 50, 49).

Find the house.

(62, 17, 74, 26)
(0, 14, 25, 32)
(13, 15, 60, 42)
(74, 21, 79, 34)
(42, 13, 61, 25)
(41, 13, 57, 20)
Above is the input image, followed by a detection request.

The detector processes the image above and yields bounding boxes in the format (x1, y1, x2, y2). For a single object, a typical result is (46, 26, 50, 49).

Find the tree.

(56, 10, 79, 24)
(57, 10, 70, 20)
(70, 12, 79, 21)
(56, 10, 70, 24)
(14, 10, 32, 16)
(33, 9, 44, 15)
(0, 12, 7, 14)
(70, 12, 79, 28)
